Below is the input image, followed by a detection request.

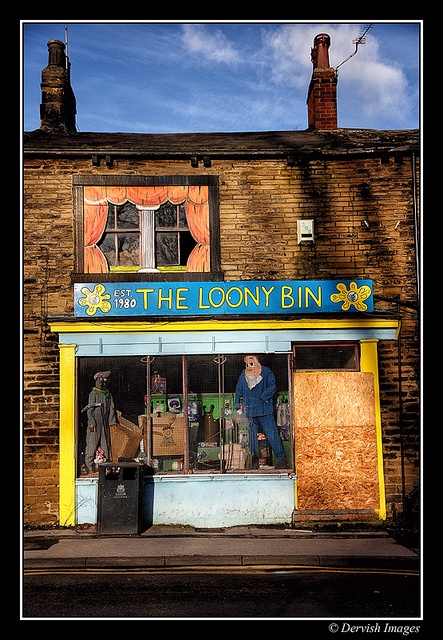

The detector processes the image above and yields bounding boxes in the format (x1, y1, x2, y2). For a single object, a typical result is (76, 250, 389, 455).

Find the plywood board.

(294, 372, 379, 510)
(294, 372, 376, 427)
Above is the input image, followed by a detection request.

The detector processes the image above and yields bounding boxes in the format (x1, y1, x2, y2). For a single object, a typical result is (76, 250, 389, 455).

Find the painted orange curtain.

(83, 185, 210, 273)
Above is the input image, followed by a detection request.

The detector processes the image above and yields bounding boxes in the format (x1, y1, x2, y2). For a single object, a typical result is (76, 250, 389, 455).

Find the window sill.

(71, 272, 225, 283)
(109, 266, 187, 273)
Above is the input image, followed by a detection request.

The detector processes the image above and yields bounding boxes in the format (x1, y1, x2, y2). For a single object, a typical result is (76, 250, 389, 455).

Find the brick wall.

(23, 154, 420, 525)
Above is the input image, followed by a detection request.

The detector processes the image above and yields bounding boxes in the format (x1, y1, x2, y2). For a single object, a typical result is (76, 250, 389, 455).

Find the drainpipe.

(412, 152, 420, 300)
(397, 322, 406, 514)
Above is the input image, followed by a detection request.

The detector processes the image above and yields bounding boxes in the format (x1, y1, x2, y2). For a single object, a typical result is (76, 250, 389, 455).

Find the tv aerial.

(335, 24, 373, 73)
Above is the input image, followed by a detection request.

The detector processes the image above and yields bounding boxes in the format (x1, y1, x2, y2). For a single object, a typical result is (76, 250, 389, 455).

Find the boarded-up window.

(294, 371, 379, 511)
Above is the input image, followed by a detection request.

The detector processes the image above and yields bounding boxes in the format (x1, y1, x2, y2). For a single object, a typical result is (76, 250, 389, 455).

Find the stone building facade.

(23, 35, 420, 528)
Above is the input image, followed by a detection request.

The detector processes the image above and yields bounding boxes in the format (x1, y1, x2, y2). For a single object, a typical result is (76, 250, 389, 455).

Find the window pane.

(117, 202, 139, 229)
(106, 202, 139, 230)
(98, 232, 140, 267)
(178, 203, 187, 228)
(155, 202, 177, 228)
(98, 233, 117, 266)
(77, 353, 292, 478)
(156, 232, 178, 265)
(294, 345, 358, 370)
(179, 231, 196, 266)
(118, 233, 140, 266)
(105, 205, 117, 230)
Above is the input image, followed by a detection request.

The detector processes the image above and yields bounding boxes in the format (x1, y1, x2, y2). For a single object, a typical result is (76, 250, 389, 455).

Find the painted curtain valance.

(83, 185, 209, 273)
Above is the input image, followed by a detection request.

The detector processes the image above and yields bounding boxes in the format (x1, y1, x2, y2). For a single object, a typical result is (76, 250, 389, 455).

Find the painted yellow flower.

(330, 281, 372, 311)
(78, 284, 111, 316)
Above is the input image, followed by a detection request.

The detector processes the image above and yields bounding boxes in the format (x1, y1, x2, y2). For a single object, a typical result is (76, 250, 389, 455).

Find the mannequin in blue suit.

(235, 355, 288, 469)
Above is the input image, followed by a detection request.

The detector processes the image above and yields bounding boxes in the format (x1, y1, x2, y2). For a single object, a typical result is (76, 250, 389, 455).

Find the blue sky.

(22, 21, 421, 133)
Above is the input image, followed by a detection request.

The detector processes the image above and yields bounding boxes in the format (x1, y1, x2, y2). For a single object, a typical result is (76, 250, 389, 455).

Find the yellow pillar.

(360, 339, 386, 520)
(59, 343, 76, 526)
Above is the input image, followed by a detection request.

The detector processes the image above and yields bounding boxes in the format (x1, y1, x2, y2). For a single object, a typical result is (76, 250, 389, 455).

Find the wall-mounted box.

(297, 219, 314, 243)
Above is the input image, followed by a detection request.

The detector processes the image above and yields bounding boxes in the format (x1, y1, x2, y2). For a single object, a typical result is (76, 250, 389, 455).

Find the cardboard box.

(222, 443, 247, 470)
(110, 412, 142, 460)
(139, 412, 185, 456)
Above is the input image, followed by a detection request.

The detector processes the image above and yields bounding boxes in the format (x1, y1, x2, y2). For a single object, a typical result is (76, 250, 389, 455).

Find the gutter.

(23, 145, 420, 163)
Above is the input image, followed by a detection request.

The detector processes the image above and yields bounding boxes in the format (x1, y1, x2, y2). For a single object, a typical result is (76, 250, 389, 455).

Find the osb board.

(139, 412, 185, 456)
(294, 372, 379, 511)
(294, 372, 376, 427)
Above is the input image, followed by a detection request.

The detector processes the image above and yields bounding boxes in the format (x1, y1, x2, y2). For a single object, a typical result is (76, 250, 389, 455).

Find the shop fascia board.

(49, 318, 400, 357)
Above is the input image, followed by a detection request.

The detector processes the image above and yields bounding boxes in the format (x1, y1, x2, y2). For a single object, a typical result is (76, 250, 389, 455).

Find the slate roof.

(23, 128, 420, 159)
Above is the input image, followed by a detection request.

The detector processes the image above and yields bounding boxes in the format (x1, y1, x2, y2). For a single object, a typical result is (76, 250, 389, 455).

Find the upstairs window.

(75, 177, 220, 276)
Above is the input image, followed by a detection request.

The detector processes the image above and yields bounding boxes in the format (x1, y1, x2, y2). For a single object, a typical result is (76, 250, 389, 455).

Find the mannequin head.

(94, 370, 111, 390)
(244, 355, 262, 376)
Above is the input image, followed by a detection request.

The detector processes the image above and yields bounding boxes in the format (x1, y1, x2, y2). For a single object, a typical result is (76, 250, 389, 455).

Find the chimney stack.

(307, 34, 338, 130)
(39, 40, 77, 133)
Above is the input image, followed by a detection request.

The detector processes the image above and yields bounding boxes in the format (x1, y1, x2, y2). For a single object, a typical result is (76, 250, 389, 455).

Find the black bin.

(97, 462, 144, 534)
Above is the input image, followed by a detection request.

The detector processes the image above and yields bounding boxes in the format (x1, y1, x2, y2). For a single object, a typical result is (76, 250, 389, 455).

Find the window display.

(77, 353, 293, 477)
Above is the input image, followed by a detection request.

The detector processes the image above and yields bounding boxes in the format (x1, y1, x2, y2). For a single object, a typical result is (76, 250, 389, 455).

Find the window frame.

(73, 175, 222, 281)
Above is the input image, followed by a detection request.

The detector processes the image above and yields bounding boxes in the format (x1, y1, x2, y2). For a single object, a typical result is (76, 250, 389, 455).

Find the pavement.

(23, 525, 420, 571)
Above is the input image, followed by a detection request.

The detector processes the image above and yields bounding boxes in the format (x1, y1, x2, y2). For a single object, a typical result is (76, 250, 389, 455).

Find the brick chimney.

(40, 40, 77, 133)
(307, 33, 337, 130)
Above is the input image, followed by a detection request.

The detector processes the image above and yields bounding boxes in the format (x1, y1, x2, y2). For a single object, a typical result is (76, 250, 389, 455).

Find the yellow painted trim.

(360, 339, 386, 520)
(110, 266, 141, 273)
(157, 266, 187, 272)
(50, 317, 400, 335)
(59, 344, 77, 527)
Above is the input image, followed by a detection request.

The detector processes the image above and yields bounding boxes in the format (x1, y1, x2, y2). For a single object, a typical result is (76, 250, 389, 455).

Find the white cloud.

(180, 24, 241, 64)
(339, 61, 412, 126)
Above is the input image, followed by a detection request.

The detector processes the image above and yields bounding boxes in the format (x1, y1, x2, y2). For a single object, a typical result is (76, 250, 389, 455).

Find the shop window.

(73, 175, 221, 277)
(293, 343, 359, 371)
(76, 353, 293, 477)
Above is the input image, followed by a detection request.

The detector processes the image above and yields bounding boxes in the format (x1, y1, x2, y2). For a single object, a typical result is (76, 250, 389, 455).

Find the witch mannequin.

(84, 371, 118, 474)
